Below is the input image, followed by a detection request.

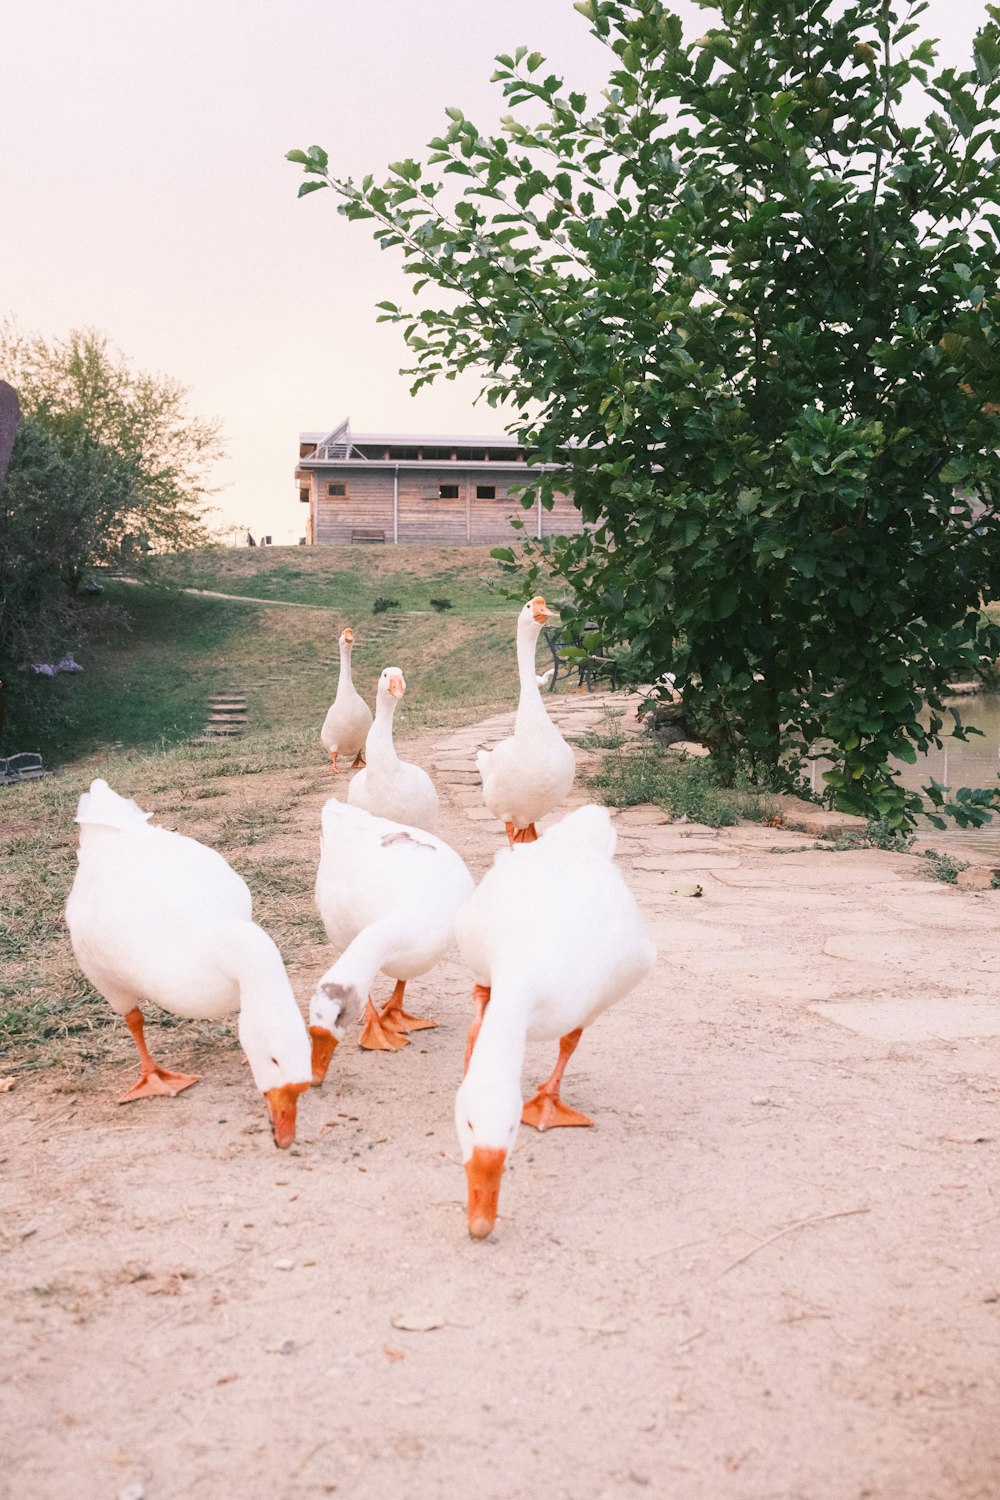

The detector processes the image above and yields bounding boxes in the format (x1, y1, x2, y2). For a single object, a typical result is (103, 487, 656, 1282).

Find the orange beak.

(309, 1025, 340, 1086)
(344, 628, 354, 643)
(465, 1145, 507, 1239)
(264, 1081, 309, 1149)
(530, 596, 551, 624)
(388, 675, 405, 698)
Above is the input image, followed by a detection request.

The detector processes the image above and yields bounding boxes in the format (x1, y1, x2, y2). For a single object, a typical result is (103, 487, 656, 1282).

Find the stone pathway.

(430, 686, 1000, 1045)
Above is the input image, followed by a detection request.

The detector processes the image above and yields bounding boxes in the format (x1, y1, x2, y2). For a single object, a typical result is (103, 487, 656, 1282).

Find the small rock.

(119, 1486, 145, 1500)
(631, 1104, 646, 1117)
(669, 881, 703, 898)
(277, 1338, 296, 1356)
(273, 1258, 295, 1272)
(751, 1095, 770, 1106)
(956, 866, 1000, 890)
(391, 1313, 446, 1332)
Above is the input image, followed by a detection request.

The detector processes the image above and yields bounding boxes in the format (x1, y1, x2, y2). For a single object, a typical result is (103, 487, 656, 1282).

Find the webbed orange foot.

(118, 1068, 200, 1105)
(380, 978, 435, 1034)
(520, 1027, 589, 1130)
(383, 1007, 436, 1033)
(358, 997, 408, 1051)
(521, 1092, 592, 1131)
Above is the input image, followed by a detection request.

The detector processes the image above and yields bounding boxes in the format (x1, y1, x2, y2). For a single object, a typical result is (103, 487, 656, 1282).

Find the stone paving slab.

(810, 997, 1000, 1040)
(710, 862, 914, 889)
(631, 853, 744, 871)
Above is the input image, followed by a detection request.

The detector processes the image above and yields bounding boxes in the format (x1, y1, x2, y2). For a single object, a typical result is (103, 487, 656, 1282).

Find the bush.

(372, 597, 401, 615)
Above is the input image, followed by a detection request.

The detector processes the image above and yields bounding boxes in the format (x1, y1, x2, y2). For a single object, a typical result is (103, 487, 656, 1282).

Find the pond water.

(839, 692, 1000, 855)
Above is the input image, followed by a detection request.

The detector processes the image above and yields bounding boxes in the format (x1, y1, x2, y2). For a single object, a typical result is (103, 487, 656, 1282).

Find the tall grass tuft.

(585, 715, 781, 827)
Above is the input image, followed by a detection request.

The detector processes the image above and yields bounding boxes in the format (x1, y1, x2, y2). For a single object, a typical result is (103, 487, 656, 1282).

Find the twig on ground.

(716, 1205, 871, 1278)
(676, 1327, 705, 1349)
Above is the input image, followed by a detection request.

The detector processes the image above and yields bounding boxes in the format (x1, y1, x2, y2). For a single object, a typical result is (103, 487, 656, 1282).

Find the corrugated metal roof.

(299, 431, 522, 446)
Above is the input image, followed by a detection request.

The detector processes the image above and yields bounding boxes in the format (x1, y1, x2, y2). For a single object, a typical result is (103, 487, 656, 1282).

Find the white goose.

(320, 626, 373, 770)
(64, 779, 312, 1148)
(477, 597, 575, 844)
(309, 798, 474, 1071)
(347, 666, 438, 832)
(453, 804, 656, 1238)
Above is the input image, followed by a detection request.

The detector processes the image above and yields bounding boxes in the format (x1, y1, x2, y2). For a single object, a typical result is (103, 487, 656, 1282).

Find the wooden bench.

(351, 528, 386, 543)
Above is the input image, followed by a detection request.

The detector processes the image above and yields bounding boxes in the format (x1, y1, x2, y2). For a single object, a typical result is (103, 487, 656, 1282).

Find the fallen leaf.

(383, 1345, 404, 1363)
(391, 1314, 446, 1333)
(216, 1373, 238, 1385)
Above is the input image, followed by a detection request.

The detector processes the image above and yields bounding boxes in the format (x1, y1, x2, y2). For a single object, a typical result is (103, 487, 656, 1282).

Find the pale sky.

(1, 0, 986, 543)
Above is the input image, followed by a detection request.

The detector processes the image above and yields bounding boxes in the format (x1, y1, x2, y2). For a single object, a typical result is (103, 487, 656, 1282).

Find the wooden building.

(296, 419, 583, 545)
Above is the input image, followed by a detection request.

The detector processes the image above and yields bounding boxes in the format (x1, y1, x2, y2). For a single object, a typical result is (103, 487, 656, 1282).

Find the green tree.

(0, 324, 221, 562)
(290, 0, 1000, 831)
(0, 412, 139, 665)
(0, 328, 222, 750)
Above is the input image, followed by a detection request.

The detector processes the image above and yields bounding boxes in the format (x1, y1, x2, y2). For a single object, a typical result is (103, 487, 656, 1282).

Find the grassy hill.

(2, 545, 529, 765)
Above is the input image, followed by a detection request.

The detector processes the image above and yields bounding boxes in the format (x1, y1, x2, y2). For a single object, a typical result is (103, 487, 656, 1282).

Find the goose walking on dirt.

(477, 598, 575, 845)
(347, 666, 438, 832)
(320, 626, 373, 770)
(453, 805, 656, 1238)
(64, 779, 313, 1148)
(309, 798, 474, 1070)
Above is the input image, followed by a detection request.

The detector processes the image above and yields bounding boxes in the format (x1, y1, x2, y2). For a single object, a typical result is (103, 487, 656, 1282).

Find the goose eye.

(270, 1056, 279, 1066)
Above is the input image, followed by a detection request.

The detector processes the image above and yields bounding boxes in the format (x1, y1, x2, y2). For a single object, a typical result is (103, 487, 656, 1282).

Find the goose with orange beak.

(65, 780, 313, 1149)
(476, 598, 576, 845)
(347, 666, 439, 833)
(320, 627, 373, 770)
(310, 799, 473, 1062)
(454, 805, 656, 1239)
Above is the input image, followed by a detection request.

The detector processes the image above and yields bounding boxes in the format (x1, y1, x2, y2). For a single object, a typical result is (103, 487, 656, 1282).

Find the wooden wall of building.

(306, 465, 583, 545)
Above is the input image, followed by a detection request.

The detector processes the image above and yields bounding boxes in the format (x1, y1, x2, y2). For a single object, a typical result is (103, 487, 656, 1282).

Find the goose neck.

(368, 691, 399, 761)
(468, 977, 530, 1081)
(322, 919, 396, 1005)
(515, 623, 546, 723)
(335, 640, 354, 698)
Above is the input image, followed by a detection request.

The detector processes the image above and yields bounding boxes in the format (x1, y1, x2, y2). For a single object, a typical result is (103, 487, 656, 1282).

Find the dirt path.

(3, 692, 1000, 1500)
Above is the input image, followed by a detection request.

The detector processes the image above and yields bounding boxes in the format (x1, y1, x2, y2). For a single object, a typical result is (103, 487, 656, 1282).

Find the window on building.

(438, 483, 460, 499)
(476, 485, 496, 500)
(299, 489, 310, 504)
(328, 482, 348, 497)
